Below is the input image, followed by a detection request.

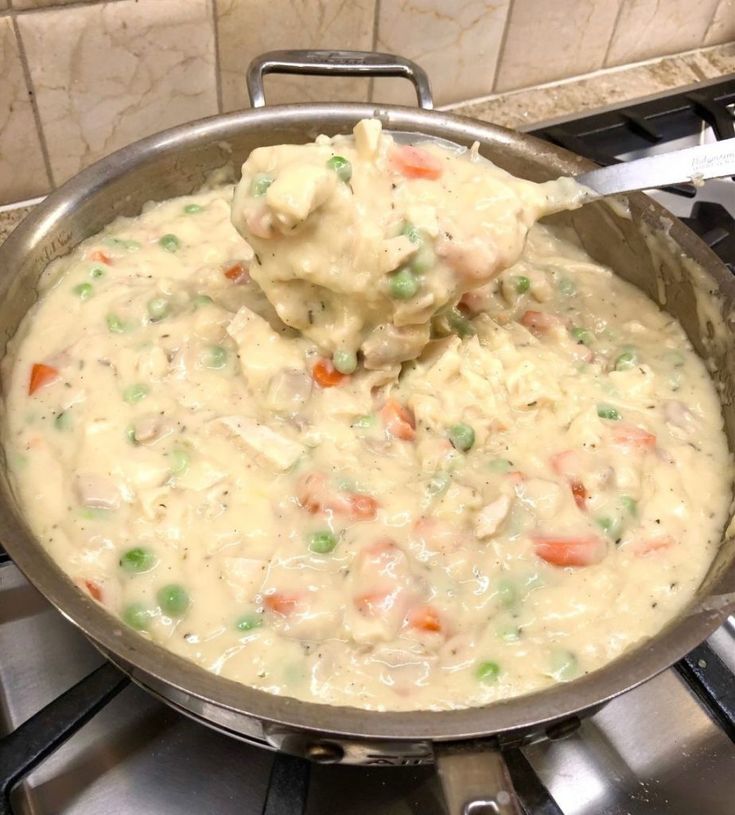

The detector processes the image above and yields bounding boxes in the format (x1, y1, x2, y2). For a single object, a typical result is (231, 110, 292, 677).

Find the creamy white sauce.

(3, 124, 732, 712)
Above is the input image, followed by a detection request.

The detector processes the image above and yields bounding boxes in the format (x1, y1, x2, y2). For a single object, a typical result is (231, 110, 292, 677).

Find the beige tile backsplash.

(0, 17, 50, 202)
(373, 0, 512, 106)
(0, 0, 731, 205)
(216, 0, 375, 111)
(495, 0, 623, 92)
(606, 0, 721, 67)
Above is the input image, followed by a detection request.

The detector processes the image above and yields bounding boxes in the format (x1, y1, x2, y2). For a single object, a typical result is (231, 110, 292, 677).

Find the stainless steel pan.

(1, 51, 734, 815)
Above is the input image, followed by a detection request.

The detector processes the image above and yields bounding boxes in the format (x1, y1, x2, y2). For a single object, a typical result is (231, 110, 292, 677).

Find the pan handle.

(246, 49, 434, 110)
(435, 743, 522, 815)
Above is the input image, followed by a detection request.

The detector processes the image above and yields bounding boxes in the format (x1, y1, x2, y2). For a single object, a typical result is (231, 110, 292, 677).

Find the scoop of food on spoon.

(230, 120, 735, 373)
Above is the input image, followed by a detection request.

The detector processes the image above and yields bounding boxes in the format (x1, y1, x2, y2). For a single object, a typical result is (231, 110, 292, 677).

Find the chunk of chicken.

(215, 416, 305, 471)
(475, 495, 511, 539)
(74, 473, 121, 510)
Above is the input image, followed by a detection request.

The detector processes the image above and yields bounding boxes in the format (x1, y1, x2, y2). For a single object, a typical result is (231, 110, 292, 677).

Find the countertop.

(1, 43, 733, 244)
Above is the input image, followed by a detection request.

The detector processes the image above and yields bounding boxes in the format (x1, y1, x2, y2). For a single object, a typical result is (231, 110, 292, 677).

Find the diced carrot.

(407, 604, 442, 633)
(28, 363, 59, 396)
(389, 145, 443, 180)
(344, 492, 379, 520)
(224, 262, 250, 283)
(632, 536, 675, 557)
(532, 534, 607, 567)
(380, 398, 416, 441)
(264, 591, 301, 616)
(312, 358, 348, 388)
(570, 479, 587, 511)
(89, 250, 111, 265)
(84, 579, 103, 602)
(507, 471, 525, 486)
(297, 472, 378, 520)
(612, 424, 657, 451)
(520, 310, 561, 336)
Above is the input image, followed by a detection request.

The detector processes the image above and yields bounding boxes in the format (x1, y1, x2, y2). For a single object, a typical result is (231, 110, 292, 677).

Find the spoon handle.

(575, 138, 735, 196)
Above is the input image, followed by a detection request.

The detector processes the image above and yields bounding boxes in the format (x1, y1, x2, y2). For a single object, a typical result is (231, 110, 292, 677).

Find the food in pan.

(4, 120, 730, 711)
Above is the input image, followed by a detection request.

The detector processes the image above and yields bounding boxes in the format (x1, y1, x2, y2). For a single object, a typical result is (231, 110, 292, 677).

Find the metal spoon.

(574, 138, 735, 197)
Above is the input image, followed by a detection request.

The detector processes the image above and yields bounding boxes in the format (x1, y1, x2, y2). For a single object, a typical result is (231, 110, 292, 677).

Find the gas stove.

(1, 77, 735, 815)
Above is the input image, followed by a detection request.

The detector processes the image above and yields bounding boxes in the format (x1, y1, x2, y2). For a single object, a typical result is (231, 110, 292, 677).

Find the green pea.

(620, 495, 638, 516)
(571, 326, 593, 346)
(192, 293, 213, 308)
(90, 266, 106, 279)
(73, 283, 93, 301)
(498, 625, 521, 643)
(106, 313, 127, 334)
(122, 602, 152, 630)
(250, 174, 274, 197)
(410, 245, 435, 274)
(664, 350, 685, 368)
(614, 350, 637, 371)
(309, 530, 337, 554)
(123, 383, 149, 404)
(157, 583, 190, 616)
(401, 222, 423, 245)
(80, 507, 111, 521)
(147, 297, 170, 321)
(236, 612, 263, 632)
(448, 423, 475, 452)
(496, 578, 518, 608)
(488, 458, 512, 473)
(184, 203, 203, 214)
(107, 237, 140, 252)
(352, 414, 375, 429)
(203, 345, 228, 369)
(596, 515, 623, 539)
(120, 547, 156, 573)
(426, 471, 451, 497)
(597, 403, 621, 421)
(159, 234, 180, 253)
(514, 275, 530, 294)
(326, 155, 352, 183)
(169, 448, 190, 476)
(443, 306, 475, 338)
(388, 267, 419, 300)
(549, 648, 578, 681)
(54, 410, 71, 431)
(332, 349, 357, 375)
(558, 278, 576, 296)
(476, 660, 501, 683)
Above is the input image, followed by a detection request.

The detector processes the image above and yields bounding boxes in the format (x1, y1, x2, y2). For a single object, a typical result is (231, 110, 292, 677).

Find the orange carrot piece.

(380, 398, 416, 441)
(264, 591, 301, 616)
(28, 363, 59, 395)
(224, 262, 249, 282)
(389, 145, 443, 180)
(407, 604, 442, 633)
(533, 534, 606, 567)
(84, 579, 103, 602)
(312, 358, 348, 388)
(89, 250, 111, 265)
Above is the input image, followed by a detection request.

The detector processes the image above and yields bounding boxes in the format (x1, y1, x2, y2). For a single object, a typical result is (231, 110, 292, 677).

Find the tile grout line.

(701, 0, 721, 45)
(6, 0, 126, 15)
(209, 0, 223, 113)
(367, 0, 381, 104)
(490, 0, 516, 95)
(10, 12, 56, 190)
(601, 0, 627, 69)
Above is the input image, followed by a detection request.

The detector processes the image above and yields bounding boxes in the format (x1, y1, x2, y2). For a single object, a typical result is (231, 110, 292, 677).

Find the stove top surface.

(2, 76, 735, 815)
